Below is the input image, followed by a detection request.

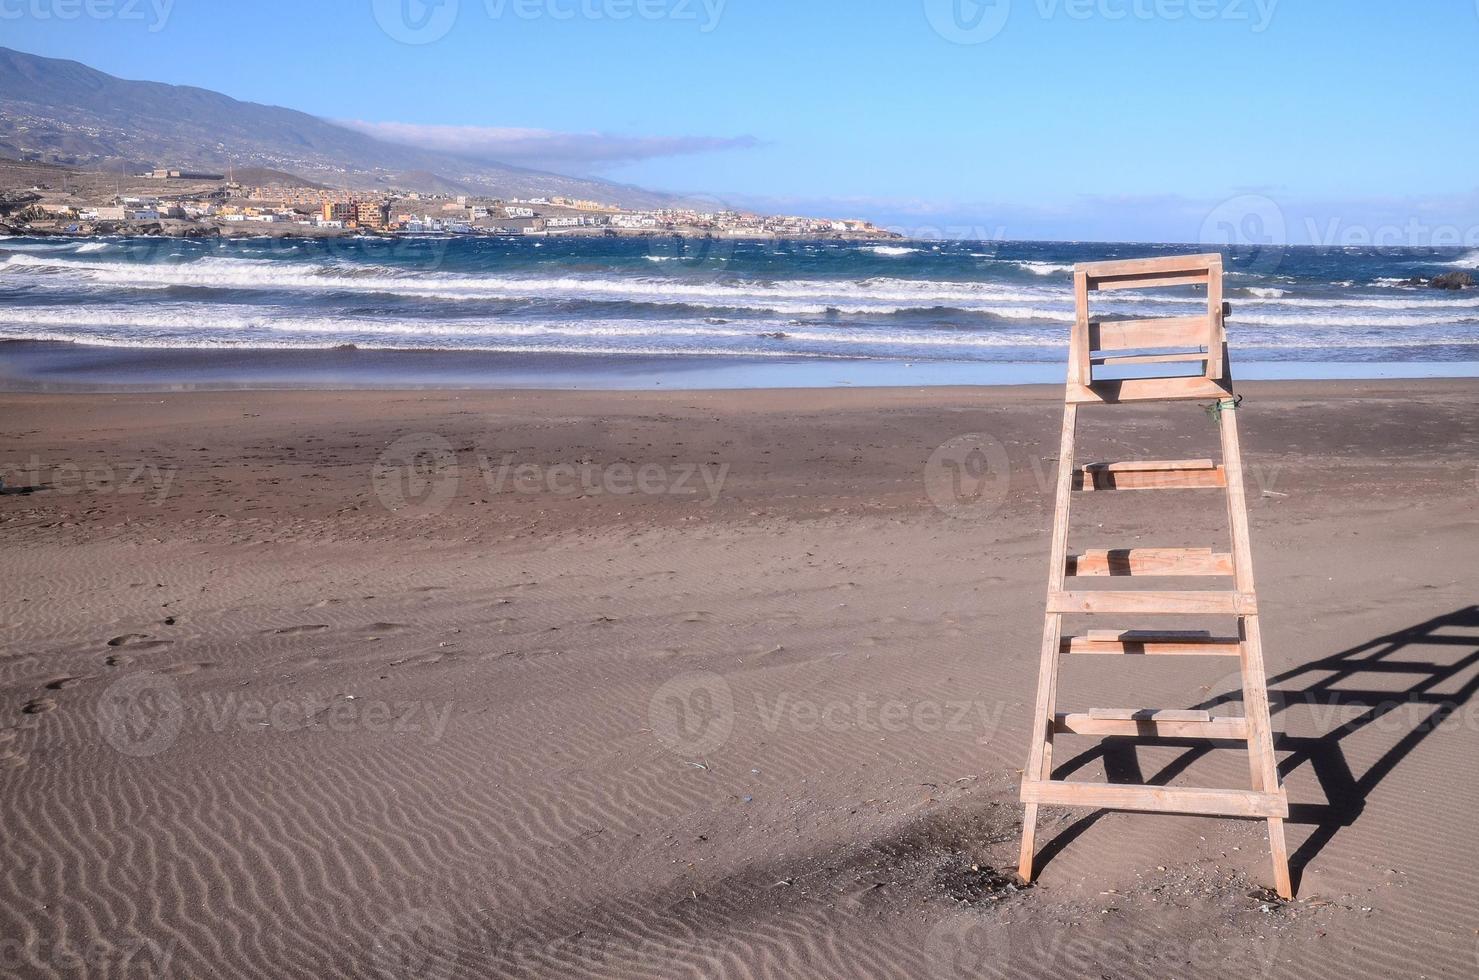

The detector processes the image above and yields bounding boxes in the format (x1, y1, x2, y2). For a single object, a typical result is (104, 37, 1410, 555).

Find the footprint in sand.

(681, 611, 710, 623)
(106, 634, 173, 650)
(21, 697, 57, 715)
(272, 625, 330, 636)
(104, 654, 133, 667)
(0, 752, 25, 770)
(43, 676, 90, 691)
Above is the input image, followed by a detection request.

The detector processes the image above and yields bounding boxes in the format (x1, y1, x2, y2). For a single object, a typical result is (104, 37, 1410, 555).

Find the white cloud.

(339, 119, 760, 172)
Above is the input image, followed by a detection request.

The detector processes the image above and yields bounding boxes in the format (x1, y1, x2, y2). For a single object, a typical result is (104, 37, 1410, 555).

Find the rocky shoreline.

(0, 217, 901, 244)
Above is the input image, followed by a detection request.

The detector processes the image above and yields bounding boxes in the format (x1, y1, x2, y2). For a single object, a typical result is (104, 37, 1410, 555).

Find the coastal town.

(0, 162, 900, 242)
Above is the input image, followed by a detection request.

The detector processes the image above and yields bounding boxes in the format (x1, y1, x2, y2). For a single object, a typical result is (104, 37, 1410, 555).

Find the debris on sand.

(934, 860, 1032, 906)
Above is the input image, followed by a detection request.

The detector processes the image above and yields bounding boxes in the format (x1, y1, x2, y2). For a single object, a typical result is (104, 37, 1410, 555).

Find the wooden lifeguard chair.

(1017, 253, 1291, 899)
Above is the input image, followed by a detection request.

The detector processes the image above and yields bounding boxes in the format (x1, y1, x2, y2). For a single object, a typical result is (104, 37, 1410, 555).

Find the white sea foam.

(1014, 261, 1075, 275)
(0, 307, 1078, 359)
(5, 250, 1477, 359)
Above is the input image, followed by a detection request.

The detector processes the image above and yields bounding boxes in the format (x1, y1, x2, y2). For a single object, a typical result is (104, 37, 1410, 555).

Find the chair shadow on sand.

(1033, 606, 1479, 893)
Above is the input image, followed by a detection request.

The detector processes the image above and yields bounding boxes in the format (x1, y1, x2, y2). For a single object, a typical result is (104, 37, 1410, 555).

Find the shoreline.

(2, 340, 1477, 392)
(4, 226, 904, 243)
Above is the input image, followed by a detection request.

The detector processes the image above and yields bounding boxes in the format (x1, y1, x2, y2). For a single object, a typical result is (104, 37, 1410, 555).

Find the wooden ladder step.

(1062, 630, 1242, 656)
(1074, 458, 1226, 491)
(1090, 458, 1218, 471)
(1088, 708, 1211, 722)
(1020, 780, 1289, 819)
(1048, 590, 1257, 615)
(1091, 351, 1208, 366)
(1066, 547, 1233, 577)
(1089, 315, 1211, 353)
(1055, 712, 1248, 739)
(1067, 375, 1235, 405)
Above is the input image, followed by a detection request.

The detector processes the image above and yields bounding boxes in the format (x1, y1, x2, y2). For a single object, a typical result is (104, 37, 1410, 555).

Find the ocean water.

(1, 235, 1477, 366)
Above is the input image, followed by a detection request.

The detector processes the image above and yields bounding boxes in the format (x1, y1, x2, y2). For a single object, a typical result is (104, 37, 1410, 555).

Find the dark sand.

(1, 380, 1476, 978)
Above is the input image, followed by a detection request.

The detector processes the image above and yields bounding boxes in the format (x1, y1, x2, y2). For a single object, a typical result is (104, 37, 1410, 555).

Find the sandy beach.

(2, 379, 1477, 978)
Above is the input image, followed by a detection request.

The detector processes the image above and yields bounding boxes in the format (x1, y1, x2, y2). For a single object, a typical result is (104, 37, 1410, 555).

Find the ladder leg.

(1220, 405, 1293, 898)
(1267, 817, 1292, 899)
(1019, 403, 1078, 881)
(1018, 803, 1040, 880)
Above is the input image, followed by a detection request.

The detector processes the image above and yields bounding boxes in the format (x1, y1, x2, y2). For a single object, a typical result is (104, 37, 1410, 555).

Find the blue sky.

(6, 0, 1479, 241)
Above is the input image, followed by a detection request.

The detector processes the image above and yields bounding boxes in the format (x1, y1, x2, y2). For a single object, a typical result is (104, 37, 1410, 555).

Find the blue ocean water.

(1, 235, 1477, 364)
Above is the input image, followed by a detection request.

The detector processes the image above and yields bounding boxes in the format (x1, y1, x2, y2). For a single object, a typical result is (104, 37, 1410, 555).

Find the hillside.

(0, 46, 677, 207)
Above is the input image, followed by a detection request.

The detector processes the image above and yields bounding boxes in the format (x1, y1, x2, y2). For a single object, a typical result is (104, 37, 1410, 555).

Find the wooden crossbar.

(1091, 351, 1209, 367)
(1080, 254, 1225, 279)
(1021, 781, 1289, 819)
(1018, 253, 1291, 900)
(1048, 590, 1257, 615)
(1067, 375, 1234, 405)
(1067, 548, 1233, 577)
(1087, 708, 1212, 722)
(1086, 459, 1217, 472)
(1090, 316, 1211, 351)
(1054, 713, 1249, 739)
(1074, 463, 1227, 491)
(1061, 632, 1242, 656)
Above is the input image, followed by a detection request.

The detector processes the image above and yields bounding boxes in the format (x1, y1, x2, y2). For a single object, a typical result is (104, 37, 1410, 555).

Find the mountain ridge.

(0, 46, 681, 207)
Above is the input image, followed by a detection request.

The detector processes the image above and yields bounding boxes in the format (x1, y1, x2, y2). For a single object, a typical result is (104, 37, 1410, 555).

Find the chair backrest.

(1068, 254, 1227, 388)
